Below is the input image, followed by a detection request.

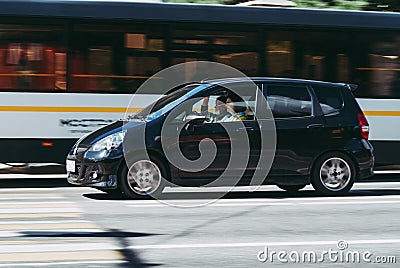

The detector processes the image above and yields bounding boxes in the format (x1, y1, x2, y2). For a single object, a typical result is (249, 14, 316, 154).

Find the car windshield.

(128, 84, 201, 121)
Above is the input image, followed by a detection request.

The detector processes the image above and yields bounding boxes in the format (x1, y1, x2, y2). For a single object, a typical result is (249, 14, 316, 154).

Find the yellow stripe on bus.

(0, 106, 398, 116)
(363, 111, 400, 116)
(0, 106, 141, 113)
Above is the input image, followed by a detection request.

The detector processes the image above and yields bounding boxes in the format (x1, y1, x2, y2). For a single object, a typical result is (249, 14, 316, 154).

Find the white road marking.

(298, 200, 400, 205)
(0, 188, 57, 192)
(0, 222, 98, 231)
(129, 239, 400, 250)
(161, 182, 400, 193)
(127, 200, 400, 208)
(0, 201, 72, 205)
(374, 170, 400, 174)
(126, 196, 400, 208)
(0, 174, 66, 179)
(0, 242, 120, 253)
(0, 207, 82, 214)
(0, 188, 124, 266)
(0, 213, 82, 219)
(0, 261, 126, 267)
(0, 202, 77, 209)
(120, 193, 400, 206)
(0, 229, 103, 238)
(358, 181, 400, 184)
(0, 220, 90, 225)
(0, 196, 65, 200)
(0, 250, 124, 263)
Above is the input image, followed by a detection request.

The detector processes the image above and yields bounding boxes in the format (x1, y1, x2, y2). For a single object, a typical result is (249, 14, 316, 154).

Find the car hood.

(77, 119, 145, 146)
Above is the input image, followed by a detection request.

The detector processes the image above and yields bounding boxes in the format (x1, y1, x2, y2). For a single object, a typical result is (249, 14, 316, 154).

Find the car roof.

(200, 77, 352, 89)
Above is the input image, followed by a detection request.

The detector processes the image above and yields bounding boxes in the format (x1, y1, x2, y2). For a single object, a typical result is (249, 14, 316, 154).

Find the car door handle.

(236, 127, 255, 132)
(307, 124, 324, 129)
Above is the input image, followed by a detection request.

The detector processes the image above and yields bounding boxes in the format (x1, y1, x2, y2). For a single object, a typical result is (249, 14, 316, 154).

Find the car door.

(176, 83, 261, 186)
(263, 83, 325, 176)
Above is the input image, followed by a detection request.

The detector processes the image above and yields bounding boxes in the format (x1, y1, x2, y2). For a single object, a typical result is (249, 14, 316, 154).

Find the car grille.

(68, 164, 82, 180)
(68, 146, 89, 180)
(68, 164, 97, 184)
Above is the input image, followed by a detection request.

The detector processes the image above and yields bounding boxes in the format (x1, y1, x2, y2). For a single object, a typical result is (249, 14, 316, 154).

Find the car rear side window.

(264, 84, 312, 118)
(312, 86, 343, 115)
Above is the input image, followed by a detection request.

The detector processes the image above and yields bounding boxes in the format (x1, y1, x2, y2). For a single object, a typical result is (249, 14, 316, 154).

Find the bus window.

(266, 30, 350, 83)
(215, 52, 259, 77)
(171, 28, 260, 78)
(266, 32, 294, 78)
(69, 23, 165, 93)
(354, 33, 400, 98)
(0, 24, 65, 92)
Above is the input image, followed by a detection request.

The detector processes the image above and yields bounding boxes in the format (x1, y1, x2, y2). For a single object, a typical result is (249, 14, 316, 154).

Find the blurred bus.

(0, 0, 399, 166)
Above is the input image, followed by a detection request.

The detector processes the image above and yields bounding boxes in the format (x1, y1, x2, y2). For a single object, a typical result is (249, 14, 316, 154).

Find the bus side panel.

(356, 98, 400, 167)
(0, 138, 77, 163)
(0, 92, 157, 163)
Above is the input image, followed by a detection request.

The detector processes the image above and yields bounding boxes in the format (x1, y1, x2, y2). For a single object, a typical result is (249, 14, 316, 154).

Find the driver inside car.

(200, 95, 230, 122)
(220, 96, 247, 122)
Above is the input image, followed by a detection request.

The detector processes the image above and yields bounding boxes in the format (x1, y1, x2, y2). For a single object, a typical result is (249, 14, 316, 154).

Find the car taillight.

(358, 113, 369, 140)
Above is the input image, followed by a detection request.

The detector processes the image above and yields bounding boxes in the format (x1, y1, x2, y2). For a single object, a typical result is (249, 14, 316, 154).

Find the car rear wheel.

(119, 157, 167, 199)
(277, 184, 306, 192)
(311, 152, 356, 195)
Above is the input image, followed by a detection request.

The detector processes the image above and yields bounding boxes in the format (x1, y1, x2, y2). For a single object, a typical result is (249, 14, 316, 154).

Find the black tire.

(311, 152, 356, 196)
(118, 156, 168, 199)
(277, 184, 307, 192)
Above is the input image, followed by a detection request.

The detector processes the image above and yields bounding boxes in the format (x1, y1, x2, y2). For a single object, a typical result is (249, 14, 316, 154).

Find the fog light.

(90, 171, 101, 180)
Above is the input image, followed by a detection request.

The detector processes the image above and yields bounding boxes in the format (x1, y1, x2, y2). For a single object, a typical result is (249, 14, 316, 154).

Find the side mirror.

(184, 114, 206, 125)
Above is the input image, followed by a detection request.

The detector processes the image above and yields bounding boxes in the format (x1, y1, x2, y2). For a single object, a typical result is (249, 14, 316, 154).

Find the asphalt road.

(0, 174, 399, 267)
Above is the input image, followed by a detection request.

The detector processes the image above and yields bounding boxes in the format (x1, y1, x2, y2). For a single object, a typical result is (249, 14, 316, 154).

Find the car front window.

(129, 84, 204, 121)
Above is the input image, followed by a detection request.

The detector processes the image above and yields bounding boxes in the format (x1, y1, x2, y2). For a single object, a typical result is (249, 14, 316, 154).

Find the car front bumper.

(66, 147, 122, 189)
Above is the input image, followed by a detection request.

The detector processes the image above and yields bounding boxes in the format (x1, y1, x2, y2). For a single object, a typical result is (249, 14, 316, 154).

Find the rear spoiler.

(347, 84, 358, 92)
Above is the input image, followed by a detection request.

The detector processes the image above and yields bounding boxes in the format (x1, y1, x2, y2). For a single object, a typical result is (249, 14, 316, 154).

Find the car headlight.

(89, 130, 126, 152)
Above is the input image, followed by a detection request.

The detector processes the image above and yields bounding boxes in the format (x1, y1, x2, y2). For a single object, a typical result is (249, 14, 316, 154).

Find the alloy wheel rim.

(127, 160, 161, 195)
(319, 157, 351, 191)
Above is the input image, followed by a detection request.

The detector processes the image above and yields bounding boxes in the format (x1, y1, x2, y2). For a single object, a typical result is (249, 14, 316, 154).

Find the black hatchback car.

(67, 78, 374, 198)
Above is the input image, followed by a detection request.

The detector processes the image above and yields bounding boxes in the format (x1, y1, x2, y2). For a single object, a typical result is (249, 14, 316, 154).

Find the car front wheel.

(119, 157, 167, 199)
(311, 152, 356, 196)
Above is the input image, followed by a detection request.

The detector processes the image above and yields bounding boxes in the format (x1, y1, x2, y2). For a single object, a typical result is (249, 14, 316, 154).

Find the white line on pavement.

(374, 170, 400, 174)
(120, 193, 400, 206)
(127, 199, 400, 208)
(0, 188, 56, 192)
(0, 197, 65, 200)
(0, 260, 126, 267)
(0, 202, 73, 206)
(0, 229, 103, 238)
(0, 174, 67, 179)
(129, 239, 400, 250)
(0, 242, 120, 253)
(0, 220, 89, 225)
(0, 208, 82, 214)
